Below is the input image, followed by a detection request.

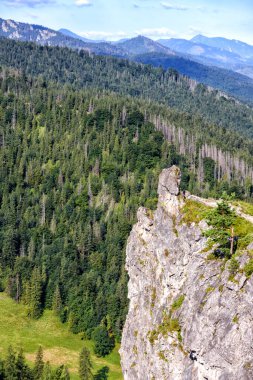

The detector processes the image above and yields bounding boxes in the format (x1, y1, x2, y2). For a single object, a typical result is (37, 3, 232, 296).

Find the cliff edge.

(120, 166, 253, 380)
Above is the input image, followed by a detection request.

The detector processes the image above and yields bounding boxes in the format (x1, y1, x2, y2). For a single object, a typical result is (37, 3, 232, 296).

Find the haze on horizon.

(0, 0, 253, 44)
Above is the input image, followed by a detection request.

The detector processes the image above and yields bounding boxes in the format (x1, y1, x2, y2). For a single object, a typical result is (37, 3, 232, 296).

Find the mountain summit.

(116, 35, 174, 56)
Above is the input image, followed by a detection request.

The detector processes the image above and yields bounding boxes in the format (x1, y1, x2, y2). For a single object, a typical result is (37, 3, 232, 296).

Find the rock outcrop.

(120, 166, 253, 380)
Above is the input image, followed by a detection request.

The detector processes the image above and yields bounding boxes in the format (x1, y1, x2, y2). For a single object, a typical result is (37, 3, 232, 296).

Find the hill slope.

(134, 52, 253, 104)
(1, 39, 253, 365)
(2, 38, 253, 139)
(1, 62, 253, 347)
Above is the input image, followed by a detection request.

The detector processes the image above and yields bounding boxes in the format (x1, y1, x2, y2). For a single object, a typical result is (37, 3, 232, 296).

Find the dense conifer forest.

(2, 38, 253, 139)
(1, 38, 253, 358)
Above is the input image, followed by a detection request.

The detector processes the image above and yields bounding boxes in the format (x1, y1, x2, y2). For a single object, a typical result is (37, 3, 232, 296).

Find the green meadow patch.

(0, 293, 122, 380)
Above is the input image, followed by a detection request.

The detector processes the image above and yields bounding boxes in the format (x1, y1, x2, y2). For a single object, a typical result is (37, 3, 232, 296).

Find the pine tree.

(33, 346, 44, 380)
(92, 326, 115, 357)
(41, 362, 52, 380)
(27, 268, 42, 319)
(60, 366, 70, 380)
(205, 200, 236, 258)
(52, 285, 62, 316)
(0, 358, 5, 380)
(79, 347, 93, 380)
(22, 281, 31, 306)
(52, 365, 70, 380)
(4, 346, 17, 380)
(53, 365, 64, 380)
(16, 349, 32, 380)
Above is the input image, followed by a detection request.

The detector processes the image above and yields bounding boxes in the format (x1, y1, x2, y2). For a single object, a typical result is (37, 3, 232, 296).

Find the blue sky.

(1, 0, 253, 43)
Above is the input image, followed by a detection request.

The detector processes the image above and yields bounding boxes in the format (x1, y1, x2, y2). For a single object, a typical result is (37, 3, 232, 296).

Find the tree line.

(0, 345, 107, 380)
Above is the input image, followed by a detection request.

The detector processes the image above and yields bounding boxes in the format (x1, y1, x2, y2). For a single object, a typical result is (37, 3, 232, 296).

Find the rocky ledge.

(120, 166, 253, 380)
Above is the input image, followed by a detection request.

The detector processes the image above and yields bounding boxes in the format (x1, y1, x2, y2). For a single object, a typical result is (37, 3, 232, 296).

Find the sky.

(1, 0, 253, 43)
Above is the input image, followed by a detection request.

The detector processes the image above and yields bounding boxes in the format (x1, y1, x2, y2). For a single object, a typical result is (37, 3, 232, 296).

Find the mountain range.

(1, 17, 253, 104)
(0, 18, 126, 57)
(192, 34, 253, 58)
(158, 35, 253, 78)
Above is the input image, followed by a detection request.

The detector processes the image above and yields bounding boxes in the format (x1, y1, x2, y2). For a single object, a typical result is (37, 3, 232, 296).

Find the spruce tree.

(79, 347, 93, 380)
(52, 285, 62, 316)
(4, 346, 17, 380)
(0, 358, 4, 380)
(33, 346, 44, 380)
(92, 326, 115, 357)
(41, 362, 52, 380)
(16, 349, 32, 380)
(28, 268, 42, 319)
(60, 366, 70, 380)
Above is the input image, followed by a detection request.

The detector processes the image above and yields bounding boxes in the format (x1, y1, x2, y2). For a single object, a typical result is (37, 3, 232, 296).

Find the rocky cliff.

(120, 166, 253, 380)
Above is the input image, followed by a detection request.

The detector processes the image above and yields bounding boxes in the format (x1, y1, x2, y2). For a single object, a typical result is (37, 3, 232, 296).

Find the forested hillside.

(2, 38, 253, 139)
(1, 36, 253, 353)
(1, 65, 253, 341)
(135, 52, 253, 104)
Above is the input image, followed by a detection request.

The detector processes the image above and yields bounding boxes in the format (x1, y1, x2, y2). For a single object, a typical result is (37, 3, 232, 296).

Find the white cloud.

(135, 27, 177, 39)
(75, 0, 93, 6)
(4, 0, 54, 7)
(79, 27, 177, 41)
(189, 27, 203, 36)
(160, 2, 188, 11)
(79, 30, 128, 41)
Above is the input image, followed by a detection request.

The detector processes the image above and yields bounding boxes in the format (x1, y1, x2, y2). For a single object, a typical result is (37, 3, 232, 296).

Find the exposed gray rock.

(247, 242, 253, 250)
(120, 166, 253, 380)
(158, 165, 181, 197)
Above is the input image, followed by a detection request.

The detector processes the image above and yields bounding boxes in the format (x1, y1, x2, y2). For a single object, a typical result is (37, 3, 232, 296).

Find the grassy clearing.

(0, 293, 122, 380)
(181, 199, 253, 251)
(234, 216, 253, 250)
(181, 200, 210, 224)
(233, 201, 253, 217)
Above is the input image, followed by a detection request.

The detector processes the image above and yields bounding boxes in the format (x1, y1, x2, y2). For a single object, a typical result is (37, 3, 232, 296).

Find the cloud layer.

(79, 27, 177, 41)
(4, 0, 54, 7)
(74, 0, 93, 6)
(160, 2, 188, 11)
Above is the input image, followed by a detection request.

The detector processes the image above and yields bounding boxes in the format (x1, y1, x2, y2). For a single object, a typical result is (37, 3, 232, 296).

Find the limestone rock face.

(120, 166, 253, 380)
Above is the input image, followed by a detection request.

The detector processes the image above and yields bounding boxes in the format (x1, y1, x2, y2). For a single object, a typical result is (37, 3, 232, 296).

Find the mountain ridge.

(158, 36, 253, 79)
(0, 18, 126, 57)
(192, 34, 253, 58)
(116, 35, 174, 55)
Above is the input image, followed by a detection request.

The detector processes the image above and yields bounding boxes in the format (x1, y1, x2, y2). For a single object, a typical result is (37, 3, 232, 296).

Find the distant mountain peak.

(117, 35, 174, 56)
